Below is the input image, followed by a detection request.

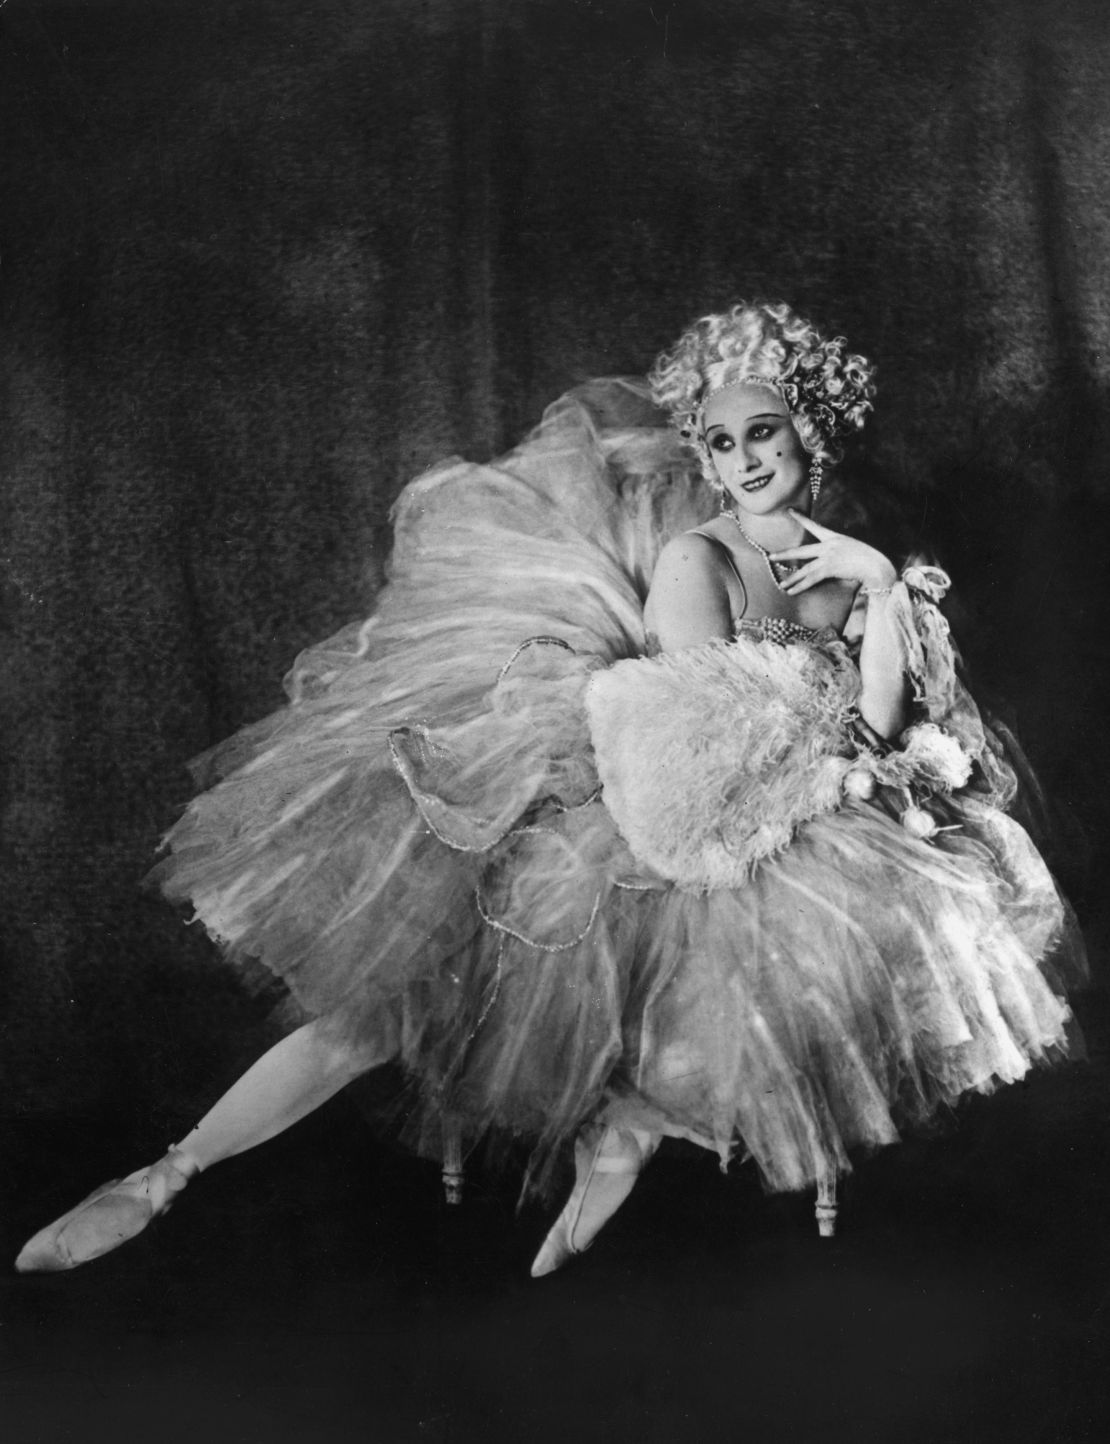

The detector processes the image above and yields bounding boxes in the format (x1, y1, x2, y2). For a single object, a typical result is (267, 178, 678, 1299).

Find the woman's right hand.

(770, 510, 897, 597)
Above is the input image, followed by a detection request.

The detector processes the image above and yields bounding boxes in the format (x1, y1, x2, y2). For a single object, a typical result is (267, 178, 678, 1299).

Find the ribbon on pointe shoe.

(530, 1126, 658, 1278)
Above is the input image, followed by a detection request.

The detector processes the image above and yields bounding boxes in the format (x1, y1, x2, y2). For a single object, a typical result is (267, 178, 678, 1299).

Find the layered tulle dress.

(153, 378, 1085, 1196)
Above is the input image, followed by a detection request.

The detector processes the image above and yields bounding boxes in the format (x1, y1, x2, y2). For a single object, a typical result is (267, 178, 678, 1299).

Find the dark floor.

(3, 998, 1110, 1444)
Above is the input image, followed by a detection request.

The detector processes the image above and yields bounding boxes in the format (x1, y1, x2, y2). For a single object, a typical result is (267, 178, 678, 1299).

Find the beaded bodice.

(643, 617, 837, 658)
(735, 616, 829, 647)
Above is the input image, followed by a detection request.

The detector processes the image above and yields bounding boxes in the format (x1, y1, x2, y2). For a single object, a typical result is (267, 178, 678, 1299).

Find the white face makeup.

(700, 383, 809, 517)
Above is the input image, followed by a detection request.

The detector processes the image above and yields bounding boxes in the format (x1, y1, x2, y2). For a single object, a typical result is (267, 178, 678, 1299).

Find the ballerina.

(16, 301, 1084, 1277)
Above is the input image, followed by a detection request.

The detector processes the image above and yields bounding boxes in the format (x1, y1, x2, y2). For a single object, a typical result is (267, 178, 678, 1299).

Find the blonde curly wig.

(648, 301, 875, 485)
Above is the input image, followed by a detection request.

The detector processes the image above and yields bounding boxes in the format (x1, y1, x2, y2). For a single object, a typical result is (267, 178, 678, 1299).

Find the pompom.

(843, 766, 877, 800)
(901, 723, 972, 791)
(900, 805, 938, 840)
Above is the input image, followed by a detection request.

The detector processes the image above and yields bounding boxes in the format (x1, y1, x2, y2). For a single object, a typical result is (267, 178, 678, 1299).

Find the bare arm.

(644, 533, 737, 654)
(854, 588, 912, 739)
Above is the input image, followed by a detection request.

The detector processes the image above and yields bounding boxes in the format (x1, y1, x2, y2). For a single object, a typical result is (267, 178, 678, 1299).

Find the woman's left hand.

(771, 509, 897, 595)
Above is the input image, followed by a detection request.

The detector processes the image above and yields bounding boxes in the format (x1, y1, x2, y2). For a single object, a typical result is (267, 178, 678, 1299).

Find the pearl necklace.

(720, 507, 803, 595)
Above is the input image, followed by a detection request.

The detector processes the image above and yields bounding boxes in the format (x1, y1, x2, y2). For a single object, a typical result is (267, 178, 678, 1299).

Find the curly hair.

(648, 301, 875, 484)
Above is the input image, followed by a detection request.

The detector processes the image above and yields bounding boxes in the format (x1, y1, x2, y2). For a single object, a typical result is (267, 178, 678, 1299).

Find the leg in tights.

(15, 1018, 391, 1271)
(175, 1018, 390, 1172)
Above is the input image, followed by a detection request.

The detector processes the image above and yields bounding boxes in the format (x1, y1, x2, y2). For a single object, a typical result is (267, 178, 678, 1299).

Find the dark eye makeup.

(708, 419, 779, 452)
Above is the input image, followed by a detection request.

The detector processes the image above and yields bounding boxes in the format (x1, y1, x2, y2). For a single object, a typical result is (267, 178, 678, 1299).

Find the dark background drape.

(3, 0, 1109, 1137)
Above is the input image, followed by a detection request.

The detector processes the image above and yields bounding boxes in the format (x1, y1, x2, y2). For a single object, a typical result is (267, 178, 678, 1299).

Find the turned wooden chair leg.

(441, 1116, 464, 1205)
(815, 1174, 838, 1238)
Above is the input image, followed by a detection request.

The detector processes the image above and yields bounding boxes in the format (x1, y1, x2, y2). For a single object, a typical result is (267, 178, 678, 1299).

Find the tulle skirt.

(152, 378, 1085, 1195)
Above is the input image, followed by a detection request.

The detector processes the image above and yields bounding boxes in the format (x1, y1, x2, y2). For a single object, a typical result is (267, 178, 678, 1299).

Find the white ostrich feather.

(586, 637, 861, 889)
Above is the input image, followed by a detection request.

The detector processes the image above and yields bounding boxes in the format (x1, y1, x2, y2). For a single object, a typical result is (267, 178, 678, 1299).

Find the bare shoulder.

(645, 529, 734, 649)
(651, 530, 724, 586)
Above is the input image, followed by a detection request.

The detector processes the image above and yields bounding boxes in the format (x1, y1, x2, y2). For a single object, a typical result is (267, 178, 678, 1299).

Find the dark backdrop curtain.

(3, 0, 1109, 1128)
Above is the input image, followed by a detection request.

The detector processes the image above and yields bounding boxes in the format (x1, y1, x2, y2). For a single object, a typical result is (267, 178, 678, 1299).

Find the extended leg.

(173, 1018, 387, 1172)
(15, 1019, 388, 1272)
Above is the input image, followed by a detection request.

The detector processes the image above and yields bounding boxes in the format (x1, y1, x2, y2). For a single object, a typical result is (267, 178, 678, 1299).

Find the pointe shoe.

(15, 1148, 199, 1273)
(530, 1127, 656, 1278)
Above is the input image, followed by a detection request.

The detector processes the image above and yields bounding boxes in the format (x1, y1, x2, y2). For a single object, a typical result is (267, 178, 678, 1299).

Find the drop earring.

(809, 456, 824, 504)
